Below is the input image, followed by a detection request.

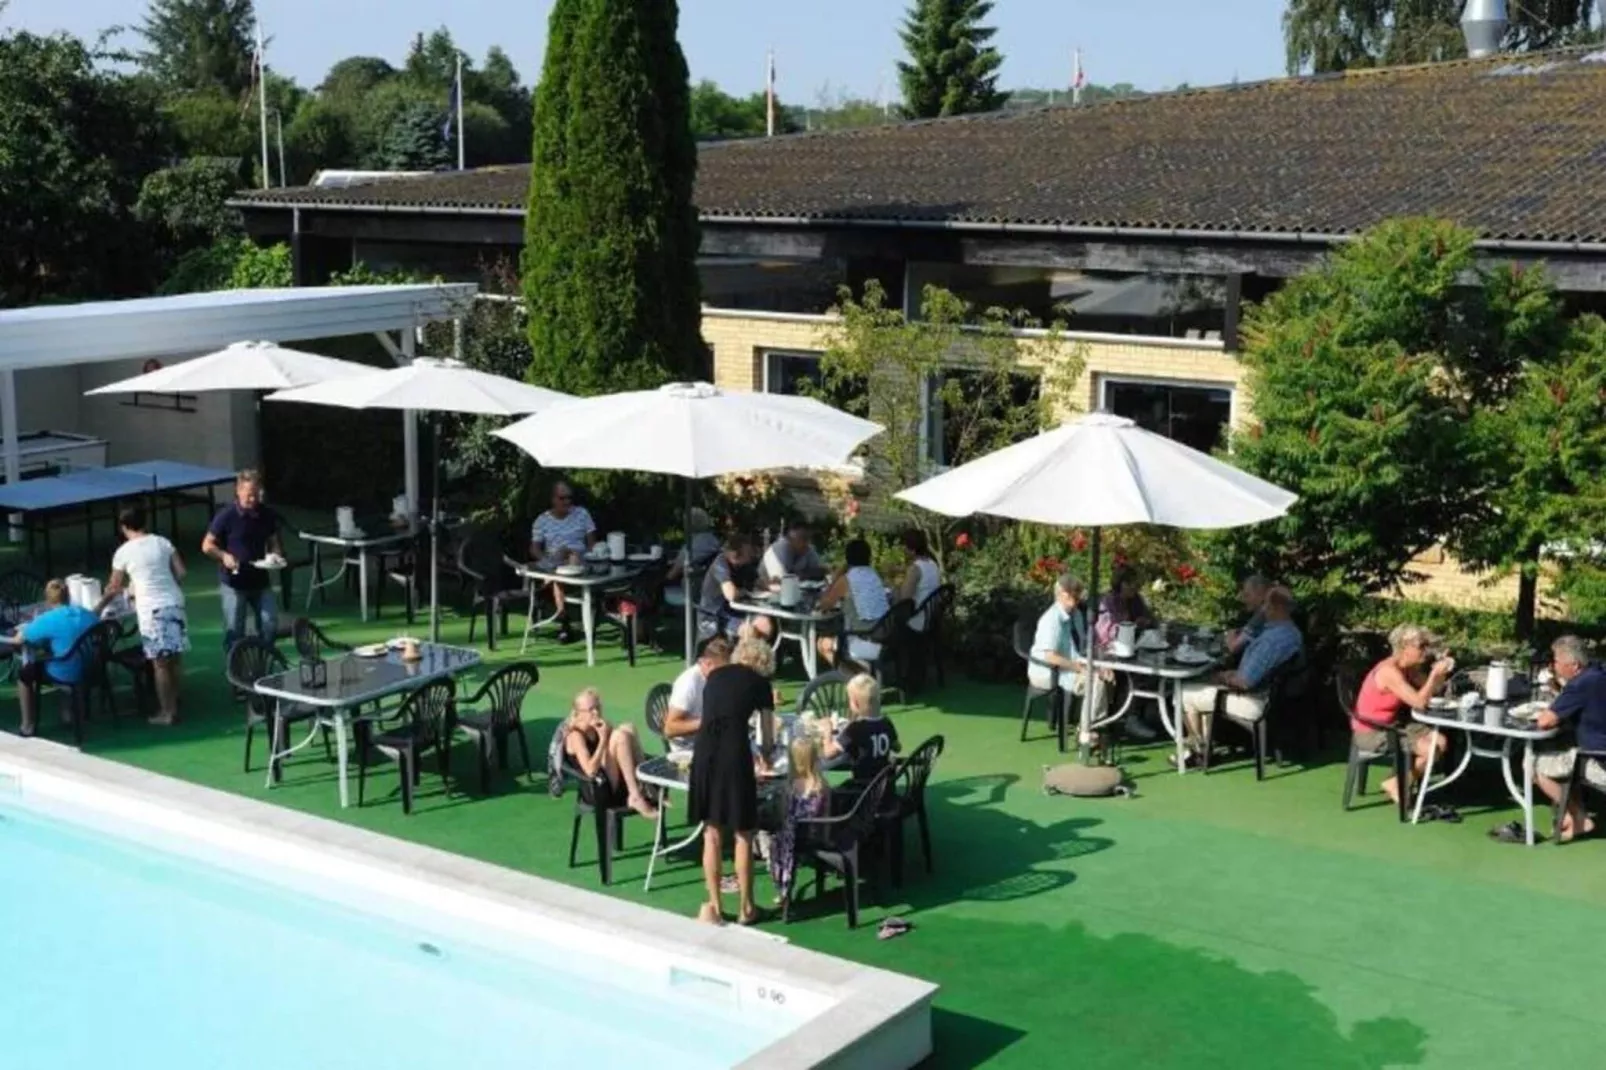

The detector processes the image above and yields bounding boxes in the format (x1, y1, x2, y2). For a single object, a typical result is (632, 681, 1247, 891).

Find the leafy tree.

(691, 80, 772, 139)
(523, 0, 703, 395)
(897, 0, 1007, 119)
(1282, 0, 1601, 74)
(139, 0, 257, 98)
(0, 29, 170, 306)
(378, 99, 449, 171)
(135, 159, 241, 255)
(1459, 314, 1606, 635)
(1214, 218, 1561, 624)
(284, 97, 355, 182)
(163, 89, 255, 158)
(158, 234, 290, 293)
(317, 55, 395, 96)
(816, 281, 1082, 565)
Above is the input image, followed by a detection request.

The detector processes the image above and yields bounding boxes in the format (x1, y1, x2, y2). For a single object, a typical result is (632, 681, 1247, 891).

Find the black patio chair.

(225, 638, 326, 778)
(1202, 651, 1312, 780)
(565, 760, 638, 886)
(0, 567, 44, 623)
(106, 617, 156, 719)
(1336, 660, 1411, 822)
(643, 682, 672, 754)
(452, 663, 539, 792)
(877, 734, 945, 886)
(22, 620, 119, 746)
(1014, 617, 1063, 742)
(374, 530, 429, 625)
(907, 583, 955, 693)
(784, 763, 897, 929)
(356, 677, 456, 815)
(292, 617, 353, 662)
(843, 599, 916, 704)
(796, 669, 851, 720)
(605, 561, 667, 667)
(457, 527, 524, 651)
(1553, 748, 1606, 847)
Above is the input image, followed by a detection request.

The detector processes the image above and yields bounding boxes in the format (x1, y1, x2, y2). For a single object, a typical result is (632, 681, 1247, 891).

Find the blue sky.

(2, 0, 1291, 96)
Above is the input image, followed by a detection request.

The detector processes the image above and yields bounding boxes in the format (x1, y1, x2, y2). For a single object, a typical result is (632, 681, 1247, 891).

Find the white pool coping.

(0, 736, 935, 1070)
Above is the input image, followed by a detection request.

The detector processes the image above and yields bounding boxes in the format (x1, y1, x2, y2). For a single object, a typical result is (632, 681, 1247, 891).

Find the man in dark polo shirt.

(201, 469, 284, 648)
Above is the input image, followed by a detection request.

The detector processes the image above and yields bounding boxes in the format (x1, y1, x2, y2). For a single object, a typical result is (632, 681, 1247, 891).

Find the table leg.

(1159, 679, 1188, 776)
(335, 712, 351, 809)
(520, 585, 537, 654)
(1523, 741, 1537, 846)
(304, 545, 320, 610)
(581, 589, 596, 668)
(1411, 730, 1440, 824)
(802, 621, 818, 679)
(644, 803, 668, 891)
(359, 552, 372, 622)
(264, 699, 323, 789)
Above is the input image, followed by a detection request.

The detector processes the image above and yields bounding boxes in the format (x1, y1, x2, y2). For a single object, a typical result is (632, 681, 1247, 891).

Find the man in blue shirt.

(201, 470, 283, 649)
(1179, 586, 1303, 767)
(3, 579, 99, 736)
(1531, 635, 1606, 843)
(1028, 573, 1108, 726)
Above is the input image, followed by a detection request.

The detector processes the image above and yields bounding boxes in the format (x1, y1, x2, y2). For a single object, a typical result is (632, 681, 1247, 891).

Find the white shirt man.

(664, 637, 732, 752)
(1028, 575, 1107, 719)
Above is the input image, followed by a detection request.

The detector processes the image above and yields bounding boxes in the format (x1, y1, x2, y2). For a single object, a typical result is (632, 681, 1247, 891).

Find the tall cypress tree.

(898, 0, 1007, 119)
(523, 0, 702, 396)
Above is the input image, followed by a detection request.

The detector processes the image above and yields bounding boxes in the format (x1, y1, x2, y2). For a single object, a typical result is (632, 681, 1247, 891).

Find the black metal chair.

(22, 620, 118, 746)
(1203, 651, 1311, 780)
(877, 734, 945, 887)
(356, 677, 456, 815)
(643, 682, 672, 753)
(452, 663, 539, 792)
(565, 760, 637, 886)
(605, 561, 667, 667)
(374, 530, 429, 625)
(0, 567, 44, 622)
(225, 638, 325, 778)
(907, 583, 955, 693)
(1553, 748, 1606, 846)
(843, 599, 916, 703)
(292, 617, 352, 662)
(458, 528, 524, 651)
(105, 618, 156, 719)
(784, 763, 897, 929)
(1337, 660, 1411, 822)
(796, 669, 851, 720)
(1014, 617, 1063, 742)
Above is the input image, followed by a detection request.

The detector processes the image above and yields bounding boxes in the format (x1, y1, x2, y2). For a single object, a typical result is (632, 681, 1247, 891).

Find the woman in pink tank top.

(1352, 624, 1455, 807)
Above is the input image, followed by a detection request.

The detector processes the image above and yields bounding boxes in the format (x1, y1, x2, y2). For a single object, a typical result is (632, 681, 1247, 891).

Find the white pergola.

(0, 284, 478, 513)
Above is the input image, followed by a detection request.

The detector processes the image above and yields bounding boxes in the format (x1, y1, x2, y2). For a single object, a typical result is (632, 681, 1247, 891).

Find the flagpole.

(766, 48, 776, 137)
(1073, 48, 1085, 107)
(455, 52, 466, 170)
(256, 23, 270, 189)
(275, 110, 286, 186)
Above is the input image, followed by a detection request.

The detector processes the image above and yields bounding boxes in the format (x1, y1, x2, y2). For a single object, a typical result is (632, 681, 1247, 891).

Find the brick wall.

(699, 307, 1522, 613)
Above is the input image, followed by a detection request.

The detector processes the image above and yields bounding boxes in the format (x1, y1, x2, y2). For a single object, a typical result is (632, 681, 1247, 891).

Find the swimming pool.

(0, 740, 934, 1070)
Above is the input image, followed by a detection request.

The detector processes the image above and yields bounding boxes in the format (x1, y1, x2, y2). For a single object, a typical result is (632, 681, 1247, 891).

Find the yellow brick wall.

(699, 307, 1518, 613)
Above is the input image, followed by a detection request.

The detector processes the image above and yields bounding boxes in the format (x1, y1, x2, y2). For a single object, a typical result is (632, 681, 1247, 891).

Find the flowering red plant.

(1174, 564, 1199, 584)
(954, 532, 971, 550)
(1069, 529, 1088, 553)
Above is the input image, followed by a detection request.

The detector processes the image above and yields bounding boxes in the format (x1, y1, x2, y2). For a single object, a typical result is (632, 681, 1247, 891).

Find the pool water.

(0, 801, 790, 1069)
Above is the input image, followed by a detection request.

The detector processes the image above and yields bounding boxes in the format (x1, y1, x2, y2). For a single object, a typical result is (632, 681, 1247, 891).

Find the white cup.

(650, 544, 663, 560)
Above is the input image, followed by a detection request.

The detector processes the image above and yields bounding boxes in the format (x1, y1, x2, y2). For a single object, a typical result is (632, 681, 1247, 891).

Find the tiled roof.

(233, 48, 1606, 243)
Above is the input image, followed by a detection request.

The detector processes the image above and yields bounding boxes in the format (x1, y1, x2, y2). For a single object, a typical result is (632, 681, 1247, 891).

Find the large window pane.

(1104, 378, 1231, 454)
(762, 350, 863, 412)
(927, 369, 1042, 467)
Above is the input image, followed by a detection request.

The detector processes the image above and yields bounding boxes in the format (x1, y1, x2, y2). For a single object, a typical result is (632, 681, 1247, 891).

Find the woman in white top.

(816, 538, 891, 671)
(98, 505, 188, 725)
(897, 529, 942, 632)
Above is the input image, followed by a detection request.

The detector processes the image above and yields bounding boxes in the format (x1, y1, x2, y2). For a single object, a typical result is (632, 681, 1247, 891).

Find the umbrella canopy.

(494, 381, 883, 662)
(266, 357, 570, 416)
(86, 340, 378, 395)
(494, 381, 882, 478)
(895, 412, 1296, 529)
(268, 358, 574, 641)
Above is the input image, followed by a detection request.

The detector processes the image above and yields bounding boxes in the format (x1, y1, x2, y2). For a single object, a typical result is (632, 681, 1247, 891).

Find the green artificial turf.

(9, 523, 1604, 1069)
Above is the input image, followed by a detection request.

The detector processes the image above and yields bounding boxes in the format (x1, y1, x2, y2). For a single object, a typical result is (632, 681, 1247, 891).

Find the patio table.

(1410, 700, 1560, 846)
(729, 588, 840, 678)
(1082, 632, 1222, 769)
(298, 518, 424, 622)
(514, 560, 646, 667)
(255, 641, 481, 808)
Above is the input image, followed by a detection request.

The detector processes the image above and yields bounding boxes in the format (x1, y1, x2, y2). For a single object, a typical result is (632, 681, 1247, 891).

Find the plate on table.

(1509, 702, 1545, 722)
(627, 552, 655, 562)
(1427, 696, 1457, 711)
(1136, 635, 1169, 652)
(353, 643, 388, 658)
(799, 579, 827, 591)
(385, 637, 420, 651)
(251, 556, 288, 571)
(1171, 649, 1212, 666)
(554, 564, 586, 578)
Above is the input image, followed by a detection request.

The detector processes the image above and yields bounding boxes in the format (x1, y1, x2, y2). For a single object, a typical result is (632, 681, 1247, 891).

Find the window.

(926, 368, 1043, 468)
(1102, 377, 1232, 454)
(762, 350, 863, 412)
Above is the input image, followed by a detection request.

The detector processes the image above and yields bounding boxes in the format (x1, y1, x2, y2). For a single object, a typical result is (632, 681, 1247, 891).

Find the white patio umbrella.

(85, 340, 377, 395)
(896, 411, 1297, 754)
(494, 381, 884, 662)
(268, 358, 574, 640)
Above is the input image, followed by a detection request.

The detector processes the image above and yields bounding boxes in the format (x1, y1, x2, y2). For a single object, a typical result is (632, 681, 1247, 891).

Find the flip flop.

(737, 907, 770, 926)
(878, 917, 913, 941)
(1488, 820, 1538, 844)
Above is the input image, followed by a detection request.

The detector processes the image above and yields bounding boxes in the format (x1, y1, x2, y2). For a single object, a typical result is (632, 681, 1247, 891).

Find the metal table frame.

(1410, 705, 1560, 846)
(1080, 645, 1220, 769)
(254, 642, 481, 808)
(728, 594, 840, 679)
(299, 525, 420, 622)
(515, 561, 646, 667)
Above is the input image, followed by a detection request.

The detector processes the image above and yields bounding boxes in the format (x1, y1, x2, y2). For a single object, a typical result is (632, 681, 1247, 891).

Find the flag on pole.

(443, 53, 464, 168)
(1072, 48, 1086, 106)
(766, 49, 777, 137)
(255, 23, 270, 188)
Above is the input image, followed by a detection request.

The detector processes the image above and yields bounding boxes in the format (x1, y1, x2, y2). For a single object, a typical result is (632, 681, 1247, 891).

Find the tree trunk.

(1514, 538, 1543, 641)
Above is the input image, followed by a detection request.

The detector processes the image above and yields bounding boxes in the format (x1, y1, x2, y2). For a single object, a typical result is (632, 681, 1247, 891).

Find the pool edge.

(0, 735, 935, 1070)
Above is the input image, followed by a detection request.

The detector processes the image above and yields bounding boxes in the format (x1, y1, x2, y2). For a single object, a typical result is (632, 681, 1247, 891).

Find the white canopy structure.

(85, 341, 378, 396)
(0, 284, 476, 513)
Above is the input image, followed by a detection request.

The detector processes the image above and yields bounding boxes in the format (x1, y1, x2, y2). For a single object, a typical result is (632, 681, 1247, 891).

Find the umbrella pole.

(429, 415, 441, 644)
(683, 478, 695, 665)
(1075, 527, 1103, 761)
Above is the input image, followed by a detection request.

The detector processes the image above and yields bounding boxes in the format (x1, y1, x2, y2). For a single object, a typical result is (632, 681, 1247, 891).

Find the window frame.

(1097, 373, 1237, 452)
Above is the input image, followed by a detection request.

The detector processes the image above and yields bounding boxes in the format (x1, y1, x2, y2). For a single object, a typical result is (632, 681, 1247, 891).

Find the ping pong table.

(0, 461, 235, 576)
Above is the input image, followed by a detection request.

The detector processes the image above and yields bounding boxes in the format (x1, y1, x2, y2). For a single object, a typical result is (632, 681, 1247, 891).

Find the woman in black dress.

(689, 637, 776, 925)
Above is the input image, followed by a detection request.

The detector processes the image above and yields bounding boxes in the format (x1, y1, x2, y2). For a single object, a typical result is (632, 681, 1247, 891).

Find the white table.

(1080, 643, 1221, 769)
(728, 591, 840, 678)
(515, 560, 646, 667)
(299, 522, 421, 622)
(255, 642, 481, 807)
(1411, 703, 1560, 846)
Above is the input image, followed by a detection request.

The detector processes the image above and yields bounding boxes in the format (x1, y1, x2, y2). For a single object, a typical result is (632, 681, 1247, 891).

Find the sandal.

(878, 917, 914, 941)
(737, 906, 770, 926)
(1488, 820, 1538, 844)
